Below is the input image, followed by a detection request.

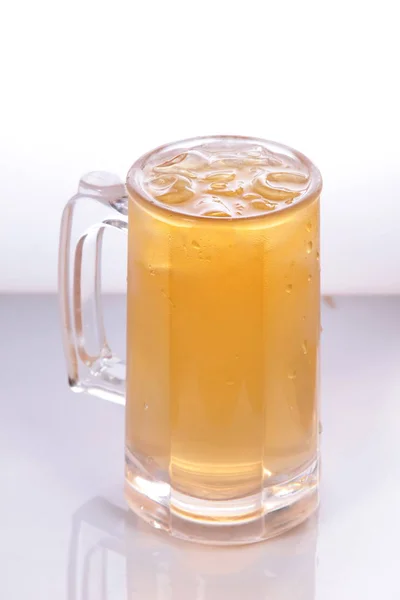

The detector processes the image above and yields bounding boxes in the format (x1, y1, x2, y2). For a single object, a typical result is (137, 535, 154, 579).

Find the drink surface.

(139, 138, 313, 218)
(126, 138, 320, 503)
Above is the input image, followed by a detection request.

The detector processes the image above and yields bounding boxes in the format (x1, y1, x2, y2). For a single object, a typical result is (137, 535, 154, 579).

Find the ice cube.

(155, 174, 194, 205)
(250, 198, 276, 212)
(154, 150, 210, 177)
(252, 174, 300, 202)
(196, 196, 232, 217)
(266, 171, 309, 193)
(203, 170, 236, 183)
(147, 174, 177, 192)
(205, 181, 244, 197)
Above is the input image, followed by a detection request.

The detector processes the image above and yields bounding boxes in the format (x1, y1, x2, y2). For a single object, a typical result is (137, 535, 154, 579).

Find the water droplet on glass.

(286, 283, 293, 293)
(288, 370, 297, 380)
(302, 341, 308, 354)
(306, 222, 312, 232)
(146, 456, 153, 464)
(140, 505, 144, 511)
(316, 251, 320, 261)
(144, 403, 149, 411)
(308, 274, 312, 282)
(319, 421, 323, 434)
(192, 240, 200, 249)
(306, 241, 313, 254)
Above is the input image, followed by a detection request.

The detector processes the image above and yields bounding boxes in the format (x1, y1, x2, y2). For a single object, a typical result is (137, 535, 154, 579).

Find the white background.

(1, 0, 399, 293)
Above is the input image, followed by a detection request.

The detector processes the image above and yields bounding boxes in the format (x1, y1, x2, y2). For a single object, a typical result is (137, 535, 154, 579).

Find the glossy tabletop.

(1, 295, 399, 599)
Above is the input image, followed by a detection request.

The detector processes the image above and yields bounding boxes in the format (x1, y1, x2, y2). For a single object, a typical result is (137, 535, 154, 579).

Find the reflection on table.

(68, 496, 317, 600)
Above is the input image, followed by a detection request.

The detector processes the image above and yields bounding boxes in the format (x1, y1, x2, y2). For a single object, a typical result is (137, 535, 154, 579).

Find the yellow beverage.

(125, 138, 320, 506)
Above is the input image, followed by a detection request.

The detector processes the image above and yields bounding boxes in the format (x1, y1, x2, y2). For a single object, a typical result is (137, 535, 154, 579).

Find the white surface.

(1, 295, 400, 599)
(1, 1, 400, 294)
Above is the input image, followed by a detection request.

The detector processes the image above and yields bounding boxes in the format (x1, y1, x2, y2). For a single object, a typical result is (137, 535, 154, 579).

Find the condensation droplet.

(307, 241, 313, 254)
(192, 240, 200, 249)
(306, 222, 312, 232)
(319, 421, 323, 434)
(302, 341, 308, 354)
(316, 251, 320, 261)
(308, 274, 312, 282)
(144, 403, 149, 411)
(161, 289, 176, 308)
(288, 370, 297, 380)
(286, 284, 293, 293)
(140, 505, 144, 511)
(146, 456, 153, 464)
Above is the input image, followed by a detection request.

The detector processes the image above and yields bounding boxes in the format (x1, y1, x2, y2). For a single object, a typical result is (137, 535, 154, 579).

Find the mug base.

(125, 457, 319, 545)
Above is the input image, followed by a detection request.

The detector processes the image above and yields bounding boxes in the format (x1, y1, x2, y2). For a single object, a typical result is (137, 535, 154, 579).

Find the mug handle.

(59, 171, 128, 405)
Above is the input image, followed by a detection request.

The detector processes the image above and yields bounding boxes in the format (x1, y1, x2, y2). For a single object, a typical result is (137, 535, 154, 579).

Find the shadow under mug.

(59, 135, 322, 545)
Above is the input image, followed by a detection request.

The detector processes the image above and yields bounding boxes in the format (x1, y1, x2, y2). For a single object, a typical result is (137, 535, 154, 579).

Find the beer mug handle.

(59, 172, 128, 406)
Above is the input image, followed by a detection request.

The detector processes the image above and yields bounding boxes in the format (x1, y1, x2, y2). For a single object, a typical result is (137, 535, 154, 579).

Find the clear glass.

(59, 136, 322, 545)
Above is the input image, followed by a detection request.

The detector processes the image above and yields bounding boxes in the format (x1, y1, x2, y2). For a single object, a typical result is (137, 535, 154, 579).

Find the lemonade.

(126, 137, 320, 509)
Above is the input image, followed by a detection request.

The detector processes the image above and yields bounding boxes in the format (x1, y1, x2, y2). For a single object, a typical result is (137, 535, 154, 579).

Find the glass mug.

(59, 135, 322, 545)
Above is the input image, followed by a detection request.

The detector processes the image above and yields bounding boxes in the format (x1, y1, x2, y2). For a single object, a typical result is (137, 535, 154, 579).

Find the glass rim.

(126, 135, 322, 222)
